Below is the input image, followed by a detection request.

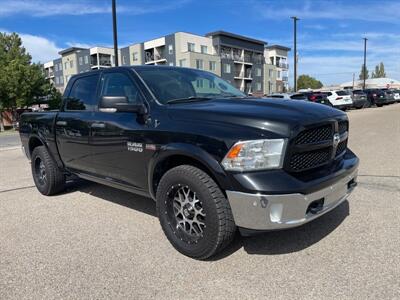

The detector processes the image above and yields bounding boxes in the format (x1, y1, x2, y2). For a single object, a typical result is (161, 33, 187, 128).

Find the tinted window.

(101, 72, 142, 104)
(66, 74, 99, 111)
(291, 93, 307, 99)
(336, 91, 349, 96)
(353, 90, 364, 94)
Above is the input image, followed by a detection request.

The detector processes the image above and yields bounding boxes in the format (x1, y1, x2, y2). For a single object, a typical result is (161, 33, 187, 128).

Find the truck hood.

(168, 98, 346, 137)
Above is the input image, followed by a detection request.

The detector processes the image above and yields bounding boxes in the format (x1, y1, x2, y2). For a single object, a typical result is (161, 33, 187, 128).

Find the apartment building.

(264, 45, 290, 92)
(44, 31, 289, 95)
(44, 46, 119, 92)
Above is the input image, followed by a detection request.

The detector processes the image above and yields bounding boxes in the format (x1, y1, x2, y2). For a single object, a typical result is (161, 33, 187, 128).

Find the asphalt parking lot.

(0, 104, 399, 299)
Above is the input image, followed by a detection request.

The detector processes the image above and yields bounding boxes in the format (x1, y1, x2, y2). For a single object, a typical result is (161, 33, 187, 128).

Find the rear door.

(55, 73, 100, 173)
(89, 69, 151, 190)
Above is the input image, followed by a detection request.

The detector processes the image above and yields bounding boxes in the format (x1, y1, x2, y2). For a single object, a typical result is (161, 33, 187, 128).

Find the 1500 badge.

(127, 142, 143, 152)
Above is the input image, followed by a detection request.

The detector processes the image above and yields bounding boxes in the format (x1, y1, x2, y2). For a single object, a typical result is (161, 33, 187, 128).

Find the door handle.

(91, 122, 106, 129)
(56, 121, 67, 126)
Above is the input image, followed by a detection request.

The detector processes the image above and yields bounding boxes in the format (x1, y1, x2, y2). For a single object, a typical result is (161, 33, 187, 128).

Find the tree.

(371, 62, 386, 78)
(297, 74, 323, 90)
(358, 64, 369, 80)
(0, 32, 50, 131)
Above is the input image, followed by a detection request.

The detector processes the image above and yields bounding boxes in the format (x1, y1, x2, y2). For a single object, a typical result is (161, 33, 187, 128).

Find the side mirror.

(99, 96, 147, 114)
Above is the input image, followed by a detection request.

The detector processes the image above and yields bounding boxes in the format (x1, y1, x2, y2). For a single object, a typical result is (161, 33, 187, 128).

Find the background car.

(266, 93, 291, 99)
(291, 92, 332, 107)
(321, 90, 353, 110)
(392, 89, 400, 102)
(351, 90, 368, 109)
(381, 89, 396, 104)
(364, 89, 386, 107)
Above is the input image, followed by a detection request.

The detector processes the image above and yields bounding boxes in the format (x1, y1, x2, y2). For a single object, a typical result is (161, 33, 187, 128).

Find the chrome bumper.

(226, 169, 358, 230)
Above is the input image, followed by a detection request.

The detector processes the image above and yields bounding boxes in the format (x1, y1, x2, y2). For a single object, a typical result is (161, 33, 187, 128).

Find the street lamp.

(291, 16, 299, 92)
(363, 37, 368, 90)
(112, 0, 119, 66)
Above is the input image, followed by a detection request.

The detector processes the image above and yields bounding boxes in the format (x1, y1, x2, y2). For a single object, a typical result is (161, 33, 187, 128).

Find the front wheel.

(156, 165, 236, 259)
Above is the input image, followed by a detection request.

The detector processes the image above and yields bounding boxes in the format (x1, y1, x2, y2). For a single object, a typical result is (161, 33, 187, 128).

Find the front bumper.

(226, 168, 358, 231)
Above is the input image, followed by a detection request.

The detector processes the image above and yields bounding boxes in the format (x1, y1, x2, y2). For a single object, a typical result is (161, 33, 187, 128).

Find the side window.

(101, 72, 142, 104)
(66, 74, 99, 111)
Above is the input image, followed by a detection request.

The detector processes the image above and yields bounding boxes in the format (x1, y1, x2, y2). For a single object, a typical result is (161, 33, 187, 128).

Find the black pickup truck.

(19, 66, 359, 259)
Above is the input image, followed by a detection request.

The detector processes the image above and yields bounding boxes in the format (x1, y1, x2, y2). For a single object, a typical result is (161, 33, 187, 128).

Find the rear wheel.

(31, 146, 65, 195)
(156, 165, 236, 259)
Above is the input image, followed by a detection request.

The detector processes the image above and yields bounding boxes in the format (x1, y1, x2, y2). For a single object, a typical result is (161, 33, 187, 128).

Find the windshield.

(135, 67, 246, 104)
(336, 91, 349, 96)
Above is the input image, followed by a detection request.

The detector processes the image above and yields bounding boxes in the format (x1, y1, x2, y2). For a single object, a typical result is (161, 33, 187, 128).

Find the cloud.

(0, 29, 61, 63)
(253, 0, 400, 24)
(0, 0, 191, 17)
(303, 24, 326, 31)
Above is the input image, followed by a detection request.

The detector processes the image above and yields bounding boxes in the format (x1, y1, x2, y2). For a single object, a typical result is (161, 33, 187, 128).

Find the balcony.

(91, 54, 112, 68)
(276, 62, 289, 69)
(282, 76, 289, 82)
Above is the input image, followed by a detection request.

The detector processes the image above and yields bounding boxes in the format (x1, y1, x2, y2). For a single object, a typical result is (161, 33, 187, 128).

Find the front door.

(55, 73, 99, 173)
(89, 70, 151, 190)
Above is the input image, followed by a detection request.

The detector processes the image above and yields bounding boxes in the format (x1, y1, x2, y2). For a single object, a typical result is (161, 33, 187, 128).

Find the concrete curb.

(0, 146, 21, 152)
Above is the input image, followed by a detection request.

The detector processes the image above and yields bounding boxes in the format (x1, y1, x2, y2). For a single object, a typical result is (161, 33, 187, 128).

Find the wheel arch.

(148, 143, 231, 200)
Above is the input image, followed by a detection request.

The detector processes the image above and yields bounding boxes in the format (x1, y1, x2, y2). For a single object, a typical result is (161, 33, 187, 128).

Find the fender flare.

(28, 134, 64, 168)
(147, 143, 231, 199)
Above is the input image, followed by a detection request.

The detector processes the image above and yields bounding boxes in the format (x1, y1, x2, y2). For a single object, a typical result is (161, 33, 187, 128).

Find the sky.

(0, 0, 399, 86)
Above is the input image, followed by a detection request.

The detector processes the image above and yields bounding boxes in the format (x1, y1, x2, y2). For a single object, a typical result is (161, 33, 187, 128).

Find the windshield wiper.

(166, 96, 212, 104)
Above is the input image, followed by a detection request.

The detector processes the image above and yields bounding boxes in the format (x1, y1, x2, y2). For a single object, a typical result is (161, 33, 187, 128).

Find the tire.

(156, 165, 236, 259)
(377, 104, 383, 107)
(31, 146, 65, 195)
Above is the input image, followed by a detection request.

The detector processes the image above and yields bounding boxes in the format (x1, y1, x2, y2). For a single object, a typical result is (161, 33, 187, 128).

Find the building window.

(269, 69, 273, 77)
(256, 82, 262, 91)
(196, 79, 203, 88)
(132, 52, 138, 61)
(79, 56, 83, 65)
(201, 45, 208, 54)
(256, 67, 262, 76)
(187, 42, 195, 52)
(54, 64, 58, 72)
(64, 62, 68, 70)
(122, 56, 126, 65)
(60, 76, 64, 84)
(169, 62, 174, 66)
(179, 59, 186, 67)
(55, 77, 59, 84)
(209, 61, 216, 71)
(196, 59, 203, 70)
(223, 63, 231, 73)
(168, 45, 173, 55)
(59, 63, 62, 71)
(84, 55, 89, 64)
(70, 60, 73, 68)
(277, 70, 281, 78)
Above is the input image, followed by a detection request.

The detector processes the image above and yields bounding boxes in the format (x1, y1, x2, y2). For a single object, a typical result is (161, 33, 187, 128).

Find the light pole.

(362, 38, 367, 90)
(112, 0, 119, 66)
(291, 16, 299, 92)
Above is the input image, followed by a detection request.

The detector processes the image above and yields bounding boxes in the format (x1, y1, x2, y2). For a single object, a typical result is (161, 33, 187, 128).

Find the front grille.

(289, 149, 331, 171)
(338, 121, 348, 134)
(294, 125, 333, 145)
(336, 140, 347, 156)
(287, 120, 349, 173)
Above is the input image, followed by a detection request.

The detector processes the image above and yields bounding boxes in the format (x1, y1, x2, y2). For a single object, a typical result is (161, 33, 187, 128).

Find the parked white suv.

(322, 90, 353, 110)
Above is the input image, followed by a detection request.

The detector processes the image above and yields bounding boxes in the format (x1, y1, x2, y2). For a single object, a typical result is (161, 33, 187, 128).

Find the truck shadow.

(66, 179, 349, 260)
(212, 200, 350, 260)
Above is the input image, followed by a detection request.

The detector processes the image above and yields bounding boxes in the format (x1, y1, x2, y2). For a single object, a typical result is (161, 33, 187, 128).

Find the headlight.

(221, 139, 286, 171)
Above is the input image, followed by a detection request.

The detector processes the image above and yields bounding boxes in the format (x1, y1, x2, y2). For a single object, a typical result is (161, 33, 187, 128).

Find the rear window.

(321, 92, 332, 96)
(269, 95, 284, 98)
(336, 91, 349, 96)
(290, 93, 306, 99)
(353, 90, 364, 94)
